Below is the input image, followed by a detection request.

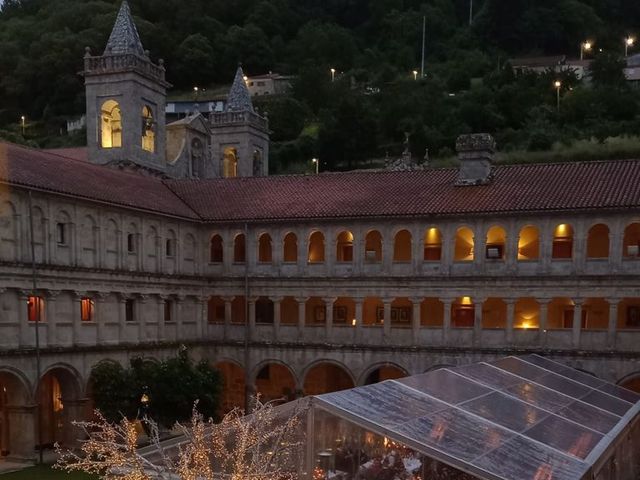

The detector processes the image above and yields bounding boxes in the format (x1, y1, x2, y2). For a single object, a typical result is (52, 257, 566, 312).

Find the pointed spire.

(225, 66, 254, 113)
(104, 1, 145, 56)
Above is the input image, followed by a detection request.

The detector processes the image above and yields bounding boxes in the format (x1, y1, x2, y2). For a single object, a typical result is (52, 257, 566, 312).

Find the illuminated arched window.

(518, 226, 539, 260)
(552, 224, 573, 259)
(454, 227, 474, 261)
(485, 226, 506, 260)
(423, 228, 442, 261)
(223, 147, 238, 178)
(141, 105, 155, 152)
(336, 231, 354, 262)
(101, 100, 122, 149)
(308, 231, 325, 263)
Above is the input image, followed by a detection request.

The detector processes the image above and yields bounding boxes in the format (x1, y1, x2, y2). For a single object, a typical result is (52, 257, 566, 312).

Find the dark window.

(125, 299, 135, 322)
(81, 298, 94, 322)
(127, 233, 136, 253)
(164, 300, 173, 322)
(210, 235, 223, 262)
(166, 239, 175, 257)
(56, 223, 66, 245)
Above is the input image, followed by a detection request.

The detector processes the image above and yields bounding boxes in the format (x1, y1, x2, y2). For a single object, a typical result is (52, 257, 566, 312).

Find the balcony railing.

(83, 53, 166, 82)
(210, 111, 268, 130)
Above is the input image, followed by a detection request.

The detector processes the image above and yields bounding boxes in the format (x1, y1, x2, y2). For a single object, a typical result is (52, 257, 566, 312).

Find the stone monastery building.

(2, 0, 640, 459)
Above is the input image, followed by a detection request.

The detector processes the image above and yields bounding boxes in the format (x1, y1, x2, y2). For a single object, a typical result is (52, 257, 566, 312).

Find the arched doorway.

(254, 363, 297, 403)
(619, 375, 640, 394)
(363, 364, 407, 385)
(38, 367, 83, 448)
(0, 371, 32, 458)
(303, 363, 354, 396)
(214, 361, 245, 414)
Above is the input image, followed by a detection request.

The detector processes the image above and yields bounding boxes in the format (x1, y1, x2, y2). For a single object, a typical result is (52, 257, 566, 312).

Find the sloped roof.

(165, 159, 640, 222)
(225, 66, 254, 113)
(42, 147, 88, 162)
(0, 142, 197, 219)
(315, 354, 640, 480)
(104, 1, 145, 56)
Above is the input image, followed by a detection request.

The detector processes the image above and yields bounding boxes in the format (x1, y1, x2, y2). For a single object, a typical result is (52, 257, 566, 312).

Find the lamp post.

(312, 158, 319, 174)
(580, 41, 592, 60)
(193, 86, 199, 101)
(554, 80, 562, 113)
(330, 68, 336, 82)
(626, 37, 635, 57)
(412, 70, 418, 80)
(20, 115, 25, 136)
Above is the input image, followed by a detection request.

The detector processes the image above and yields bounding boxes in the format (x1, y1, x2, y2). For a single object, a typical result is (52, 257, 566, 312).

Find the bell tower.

(82, 1, 171, 174)
(210, 67, 270, 177)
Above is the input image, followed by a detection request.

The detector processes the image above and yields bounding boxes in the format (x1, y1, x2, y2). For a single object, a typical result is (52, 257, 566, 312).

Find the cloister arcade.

(208, 222, 640, 265)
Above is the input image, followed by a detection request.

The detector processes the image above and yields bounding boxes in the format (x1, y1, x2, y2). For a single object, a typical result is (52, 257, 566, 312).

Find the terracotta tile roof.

(42, 147, 88, 162)
(165, 160, 640, 222)
(0, 142, 198, 219)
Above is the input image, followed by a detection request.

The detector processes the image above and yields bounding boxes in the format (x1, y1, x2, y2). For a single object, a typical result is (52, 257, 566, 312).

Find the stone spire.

(225, 66, 254, 113)
(104, 1, 145, 56)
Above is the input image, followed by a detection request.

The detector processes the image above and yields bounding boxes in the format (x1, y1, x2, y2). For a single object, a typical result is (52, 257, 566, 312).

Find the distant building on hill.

(245, 72, 294, 96)
(509, 55, 591, 79)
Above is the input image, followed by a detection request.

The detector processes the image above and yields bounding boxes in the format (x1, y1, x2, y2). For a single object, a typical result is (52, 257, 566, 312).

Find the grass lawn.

(0, 465, 97, 479)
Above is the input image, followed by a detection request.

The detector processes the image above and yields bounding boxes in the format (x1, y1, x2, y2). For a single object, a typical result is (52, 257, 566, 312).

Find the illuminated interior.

(485, 226, 506, 260)
(552, 223, 574, 259)
(336, 231, 354, 262)
(333, 297, 355, 325)
(283, 232, 298, 262)
(452, 297, 475, 327)
(364, 230, 382, 262)
(27, 296, 44, 322)
(454, 227, 474, 261)
(233, 233, 246, 263)
(393, 230, 412, 262)
(420, 298, 444, 326)
(623, 223, 640, 257)
(586, 224, 609, 258)
(141, 105, 155, 152)
(308, 231, 325, 263)
(222, 147, 238, 178)
(363, 297, 384, 325)
(547, 297, 575, 329)
(258, 233, 272, 263)
(423, 227, 442, 261)
(518, 225, 539, 260)
(481, 298, 506, 328)
(80, 298, 94, 322)
(514, 298, 540, 329)
(100, 100, 122, 149)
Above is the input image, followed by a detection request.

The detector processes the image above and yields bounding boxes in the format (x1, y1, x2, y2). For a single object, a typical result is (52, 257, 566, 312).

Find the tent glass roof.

(315, 354, 640, 480)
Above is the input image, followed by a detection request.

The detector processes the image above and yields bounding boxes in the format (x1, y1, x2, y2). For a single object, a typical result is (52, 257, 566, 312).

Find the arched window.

(552, 224, 573, 259)
(141, 105, 155, 152)
(223, 147, 238, 178)
(101, 100, 122, 149)
(191, 138, 203, 178)
(424, 228, 442, 261)
(586, 224, 609, 258)
(308, 231, 325, 263)
(210, 234, 223, 263)
(485, 226, 506, 260)
(518, 226, 539, 260)
(283, 232, 298, 262)
(336, 231, 354, 262)
(393, 229, 412, 262)
(623, 223, 640, 257)
(258, 233, 272, 263)
(365, 230, 382, 262)
(454, 227, 474, 261)
(233, 234, 246, 263)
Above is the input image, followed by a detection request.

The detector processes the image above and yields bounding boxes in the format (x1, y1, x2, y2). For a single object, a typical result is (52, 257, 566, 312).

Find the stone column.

(296, 296, 307, 339)
(354, 296, 364, 342)
(117, 294, 127, 343)
(412, 227, 422, 274)
(382, 232, 392, 273)
(473, 297, 484, 346)
(608, 298, 619, 348)
(572, 298, 583, 347)
(137, 295, 148, 343)
(538, 298, 550, 347)
(383, 298, 393, 338)
(505, 298, 516, 344)
(116, 228, 124, 270)
(246, 233, 256, 270)
(297, 233, 307, 274)
(95, 224, 104, 269)
(248, 297, 257, 336)
(175, 295, 185, 338)
(353, 231, 364, 275)
(442, 297, 453, 344)
(442, 226, 453, 274)
(94, 292, 108, 345)
(326, 238, 336, 276)
(18, 291, 31, 348)
(410, 297, 422, 345)
(196, 295, 207, 338)
(157, 295, 166, 342)
(474, 226, 485, 271)
(541, 222, 552, 272)
(5, 405, 36, 460)
(272, 296, 282, 339)
(45, 290, 59, 348)
(223, 296, 234, 340)
(69, 221, 78, 267)
(506, 231, 517, 272)
(574, 224, 586, 273)
(320, 297, 333, 339)
(610, 231, 623, 272)
(71, 291, 84, 346)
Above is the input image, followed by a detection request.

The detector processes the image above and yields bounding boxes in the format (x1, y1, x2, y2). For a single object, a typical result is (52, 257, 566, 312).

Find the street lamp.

(20, 115, 25, 136)
(330, 68, 336, 82)
(412, 70, 418, 80)
(193, 86, 199, 101)
(554, 80, 562, 113)
(626, 37, 635, 57)
(580, 41, 592, 60)
(312, 158, 319, 174)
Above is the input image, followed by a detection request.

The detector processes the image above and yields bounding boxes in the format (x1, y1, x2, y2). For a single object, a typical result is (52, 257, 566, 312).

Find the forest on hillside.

(1, 0, 640, 171)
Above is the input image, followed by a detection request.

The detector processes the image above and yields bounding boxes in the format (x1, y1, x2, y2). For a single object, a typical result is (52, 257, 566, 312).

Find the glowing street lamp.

(626, 37, 635, 57)
(330, 68, 336, 82)
(412, 70, 418, 80)
(580, 41, 592, 60)
(312, 158, 319, 174)
(554, 80, 562, 113)
(20, 115, 25, 136)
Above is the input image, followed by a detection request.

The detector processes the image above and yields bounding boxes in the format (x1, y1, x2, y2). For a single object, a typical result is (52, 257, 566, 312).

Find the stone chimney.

(455, 133, 495, 186)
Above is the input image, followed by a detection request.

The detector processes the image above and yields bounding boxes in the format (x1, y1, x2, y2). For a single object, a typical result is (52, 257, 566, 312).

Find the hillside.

(1, 0, 640, 172)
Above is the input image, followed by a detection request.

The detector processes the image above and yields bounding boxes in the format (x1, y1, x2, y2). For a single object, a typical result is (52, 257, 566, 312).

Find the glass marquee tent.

(304, 354, 640, 480)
